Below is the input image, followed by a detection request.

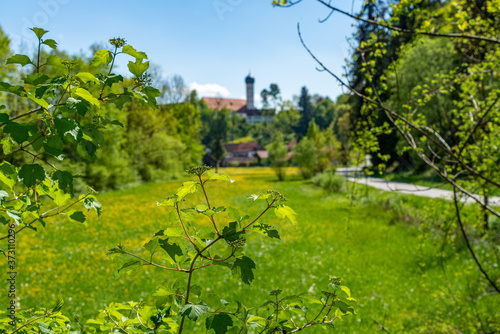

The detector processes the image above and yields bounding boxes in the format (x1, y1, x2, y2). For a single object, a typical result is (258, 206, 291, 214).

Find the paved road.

(341, 174, 500, 207)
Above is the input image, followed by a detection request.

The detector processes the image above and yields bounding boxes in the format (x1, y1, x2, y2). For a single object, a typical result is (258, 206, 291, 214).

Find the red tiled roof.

(203, 97, 247, 112)
(224, 141, 264, 154)
(287, 140, 297, 151)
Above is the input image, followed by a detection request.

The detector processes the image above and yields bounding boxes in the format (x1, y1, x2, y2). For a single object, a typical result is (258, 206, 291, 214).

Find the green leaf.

(83, 196, 102, 216)
(96, 73, 124, 87)
(127, 58, 149, 77)
(0, 162, 18, 189)
(0, 82, 25, 96)
(333, 300, 355, 314)
(207, 171, 234, 183)
(190, 285, 203, 297)
(3, 122, 38, 144)
(44, 135, 64, 159)
(144, 238, 160, 255)
(157, 196, 179, 207)
(206, 313, 234, 334)
(82, 128, 104, 146)
(34, 75, 66, 99)
(36, 322, 54, 334)
(52, 171, 73, 195)
(248, 193, 271, 201)
(106, 247, 125, 256)
(118, 260, 141, 273)
(76, 72, 98, 84)
(108, 92, 132, 110)
(231, 256, 255, 285)
(46, 55, 64, 67)
(51, 297, 64, 313)
(74, 88, 100, 106)
(23, 73, 50, 85)
(150, 310, 167, 328)
(176, 181, 200, 200)
(100, 118, 124, 127)
(179, 302, 208, 321)
(1, 137, 14, 155)
(19, 164, 45, 187)
(68, 211, 86, 224)
(340, 286, 351, 297)
(42, 39, 57, 50)
(195, 204, 209, 212)
(122, 45, 147, 59)
(252, 224, 280, 239)
(154, 228, 184, 237)
(159, 239, 185, 263)
(7, 211, 22, 226)
(0, 112, 8, 123)
(27, 91, 49, 109)
(274, 205, 298, 227)
(246, 315, 267, 329)
(227, 207, 249, 223)
(142, 86, 161, 109)
(30, 27, 49, 40)
(0, 190, 8, 203)
(6, 54, 33, 67)
(77, 140, 97, 162)
(54, 118, 82, 143)
(222, 221, 245, 242)
(91, 49, 113, 67)
(153, 286, 176, 297)
(66, 97, 90, 116)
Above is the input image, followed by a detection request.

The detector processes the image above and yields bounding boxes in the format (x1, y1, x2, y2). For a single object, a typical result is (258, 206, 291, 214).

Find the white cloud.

(189, 82, 230, 98)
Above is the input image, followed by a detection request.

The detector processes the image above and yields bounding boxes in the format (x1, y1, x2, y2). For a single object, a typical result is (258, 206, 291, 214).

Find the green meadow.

(5, 168, 499, 333)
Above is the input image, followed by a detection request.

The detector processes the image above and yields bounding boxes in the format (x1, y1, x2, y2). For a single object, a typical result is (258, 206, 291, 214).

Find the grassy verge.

(3, 167, 499, 333)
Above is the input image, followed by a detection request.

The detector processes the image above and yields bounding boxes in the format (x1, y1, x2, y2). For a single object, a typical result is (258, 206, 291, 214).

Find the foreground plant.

(87, 167, 355, 333)
(0, 28, 158, 331)
(0, 27, 159, 247)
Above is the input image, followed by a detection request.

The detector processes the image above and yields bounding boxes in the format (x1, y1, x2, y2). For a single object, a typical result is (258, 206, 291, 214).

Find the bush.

(311, 170, 347, 193)
(293, 137, 318, 179)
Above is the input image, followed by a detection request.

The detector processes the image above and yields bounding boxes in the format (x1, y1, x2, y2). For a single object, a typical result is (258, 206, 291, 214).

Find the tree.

(293, 136, 318, 179)
(277, 0, 500, 331)
(267, 131, 288, 181)
(260, 83, 281, 109)
(313, 97, 336, 130)
(296, 86, 314, 137)
(201, 107, 230, 171)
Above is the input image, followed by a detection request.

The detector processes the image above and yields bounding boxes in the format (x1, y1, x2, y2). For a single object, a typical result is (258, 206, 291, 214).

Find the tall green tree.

(296, 86, 314, 137)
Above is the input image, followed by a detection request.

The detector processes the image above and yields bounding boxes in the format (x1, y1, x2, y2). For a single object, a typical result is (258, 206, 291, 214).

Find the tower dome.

(245, 74, 255, 84)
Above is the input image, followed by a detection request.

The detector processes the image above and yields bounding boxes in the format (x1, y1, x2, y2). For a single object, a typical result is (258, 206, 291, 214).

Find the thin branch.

(311, 0, 500, 44)
(1, 134, 44, 159)
(121, 250, 188, 272)
(373, 318, 392, 334)
(9, 314, 49, 334)
(199, 176, 220, 235)
(2, 107, 43, 125)
(297, 24, 500, 219)
(452, 188, 500, 294)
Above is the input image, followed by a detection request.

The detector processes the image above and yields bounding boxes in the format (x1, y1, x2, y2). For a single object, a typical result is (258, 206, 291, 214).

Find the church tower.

(245, 74, 255, 110)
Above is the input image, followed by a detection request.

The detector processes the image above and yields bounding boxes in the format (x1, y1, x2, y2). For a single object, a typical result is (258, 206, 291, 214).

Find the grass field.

(3, 167, 499, 333)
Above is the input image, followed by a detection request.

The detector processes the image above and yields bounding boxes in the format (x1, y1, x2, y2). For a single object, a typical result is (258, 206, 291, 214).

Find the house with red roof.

(222, 141, 268, 166)
(202, 75, 273, 124)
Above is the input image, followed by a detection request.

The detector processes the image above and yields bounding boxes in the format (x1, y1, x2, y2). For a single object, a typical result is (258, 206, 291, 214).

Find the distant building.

(222, 141, 268, 166)
(202, 75, 273, 124)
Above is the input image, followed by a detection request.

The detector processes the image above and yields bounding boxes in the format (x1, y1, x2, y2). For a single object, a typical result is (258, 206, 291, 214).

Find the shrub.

(311, 170, 347, 193)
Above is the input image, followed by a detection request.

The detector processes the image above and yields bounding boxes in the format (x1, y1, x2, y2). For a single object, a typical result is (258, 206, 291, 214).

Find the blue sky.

(0, 0, 362, 106)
